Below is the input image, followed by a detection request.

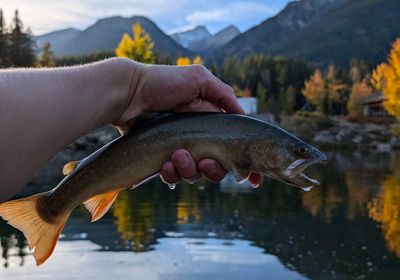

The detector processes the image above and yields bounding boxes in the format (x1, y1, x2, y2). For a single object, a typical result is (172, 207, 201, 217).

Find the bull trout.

(0, 112, 327, 265)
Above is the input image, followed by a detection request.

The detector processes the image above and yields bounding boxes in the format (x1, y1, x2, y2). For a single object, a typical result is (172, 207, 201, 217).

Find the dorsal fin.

(126, 113, 172, 132)
(126, 112, 225, 133)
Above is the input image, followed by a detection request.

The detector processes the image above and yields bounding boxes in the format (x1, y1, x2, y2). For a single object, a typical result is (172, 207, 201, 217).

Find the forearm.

(0, 58, 138, 200)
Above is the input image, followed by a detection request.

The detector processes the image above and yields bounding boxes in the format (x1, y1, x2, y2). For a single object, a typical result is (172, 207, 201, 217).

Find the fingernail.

(176, 152, 189, 167)
(209, 162, 219, 176)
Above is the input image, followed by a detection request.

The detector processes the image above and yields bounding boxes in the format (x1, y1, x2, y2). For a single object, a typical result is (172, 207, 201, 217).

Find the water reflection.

(113, 190, 156, 251)
(0, 222, 27, 268)
(1, 150, 400, 279)
(369, 175, 400, 257)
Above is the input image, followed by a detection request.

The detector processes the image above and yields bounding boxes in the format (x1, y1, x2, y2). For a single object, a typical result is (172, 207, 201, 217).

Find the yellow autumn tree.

(302, 69, 325, 113)
(371, 39, 400, 119)
(302, 66, 345, 115)
(326, 64, 343, 103)
(192, 55, 203, 65)
(176, 55, 203, 66)
(176, 56, 191, 66)
(115, 22, 156, 64)
(371, 63, 387, 92)
(347, 78, 373, 115)
(233, 85, 252, 97)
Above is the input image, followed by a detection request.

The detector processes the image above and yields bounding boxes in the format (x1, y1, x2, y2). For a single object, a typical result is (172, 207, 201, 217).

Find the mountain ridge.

(215, 0, 400, 66)
(35, 16, 190, 57)
(189, 25, 240, 56)
(171, 25, 211, 48)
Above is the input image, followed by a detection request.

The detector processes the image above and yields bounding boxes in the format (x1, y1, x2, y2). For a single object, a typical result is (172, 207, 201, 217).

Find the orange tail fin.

(0, 193, 70, 266)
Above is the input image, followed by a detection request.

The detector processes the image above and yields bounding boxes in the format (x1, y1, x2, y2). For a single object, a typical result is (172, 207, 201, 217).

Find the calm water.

(1, 150, 400, 279)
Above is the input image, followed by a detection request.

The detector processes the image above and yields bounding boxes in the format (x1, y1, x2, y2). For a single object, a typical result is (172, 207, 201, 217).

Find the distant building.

(238, 97, 257, 115)
(361, 92, 389, 117)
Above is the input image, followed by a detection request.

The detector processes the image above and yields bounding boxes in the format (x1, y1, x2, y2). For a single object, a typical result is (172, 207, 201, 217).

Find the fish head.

(249, 128, 327, 190)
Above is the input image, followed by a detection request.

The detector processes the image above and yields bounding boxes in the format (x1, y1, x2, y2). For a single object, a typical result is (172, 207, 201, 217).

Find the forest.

(1, 9, 399, 124)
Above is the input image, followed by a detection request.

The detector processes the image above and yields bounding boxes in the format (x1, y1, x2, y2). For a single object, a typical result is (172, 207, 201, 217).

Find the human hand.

(115, 62, 262, 185)
(115, 63, 245, 123)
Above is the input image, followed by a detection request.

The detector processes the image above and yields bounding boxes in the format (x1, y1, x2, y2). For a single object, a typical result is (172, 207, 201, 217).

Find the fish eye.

(296, 146, 308, 156)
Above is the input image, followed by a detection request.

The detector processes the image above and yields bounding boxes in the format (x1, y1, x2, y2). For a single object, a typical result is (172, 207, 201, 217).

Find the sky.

(0, 0, 290, 35)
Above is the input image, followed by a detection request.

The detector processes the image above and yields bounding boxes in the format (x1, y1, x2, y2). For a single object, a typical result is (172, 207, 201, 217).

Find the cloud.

(0, 0, 287, 35)
(185, 2, 277, 32)
(187, 2, 274, 24)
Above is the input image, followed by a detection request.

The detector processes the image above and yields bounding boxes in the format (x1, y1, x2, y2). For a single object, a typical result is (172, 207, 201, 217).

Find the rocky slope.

(189, 25, 240, 56)
(171, 25, 211, 48)
(215, 0, 400, 66)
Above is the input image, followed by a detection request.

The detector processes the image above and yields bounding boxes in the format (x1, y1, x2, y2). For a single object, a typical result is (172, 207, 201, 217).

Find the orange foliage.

(369, 175, 400, 257)
(347, 78, 373, 115)
(302, 69, 325, 107)
(371, 38, 400, 119)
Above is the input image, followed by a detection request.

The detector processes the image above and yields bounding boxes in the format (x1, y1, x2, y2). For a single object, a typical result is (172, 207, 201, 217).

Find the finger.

(248, 173, 263, 186)
(198, 76, 244, 114)
(173, 98, 223, 113)
(189, 65, 244, 114)
(198, 158, 227, 182)
(160, 161, 180, 183)
(170, 149, 199, 180)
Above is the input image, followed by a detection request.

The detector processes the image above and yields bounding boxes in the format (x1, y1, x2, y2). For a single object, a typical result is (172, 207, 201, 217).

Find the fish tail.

(0, 193, 70, 266)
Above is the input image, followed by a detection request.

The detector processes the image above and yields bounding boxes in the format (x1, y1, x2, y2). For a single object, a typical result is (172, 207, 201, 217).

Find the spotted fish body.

(0, 112, 327, 265)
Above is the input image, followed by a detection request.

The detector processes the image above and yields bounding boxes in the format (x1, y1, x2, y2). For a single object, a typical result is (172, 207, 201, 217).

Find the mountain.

(35, 28, 81, 52)
(215, 0, 400, 66)
(35, 16, 189, 57)
(189, 25, 240, 56)
(171, 26, 211, 48)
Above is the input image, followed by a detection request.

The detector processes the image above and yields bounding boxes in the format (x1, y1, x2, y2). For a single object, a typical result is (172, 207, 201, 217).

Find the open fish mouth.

(265, 156, 327, 190)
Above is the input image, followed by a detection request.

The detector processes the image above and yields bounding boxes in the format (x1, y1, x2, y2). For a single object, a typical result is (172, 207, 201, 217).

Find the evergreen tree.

(209, 63, 218, 76)
(39, 42, 55, 67)
(220, 57, 238, 87)
(325, 64, 346, 115)
(0, 9, 7, 66)
(256, 82, 267, 113)
(115, 22, 155, 64)
(349, 58, 370, 79)
(55, 51, 114, 66)
(281, 86, 296, 115)
(8, 10, 35, 67)
(156, 54, 173, 65)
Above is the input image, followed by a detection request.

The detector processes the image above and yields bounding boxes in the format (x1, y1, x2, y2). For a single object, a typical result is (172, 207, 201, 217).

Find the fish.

(0, 112, 327, 265)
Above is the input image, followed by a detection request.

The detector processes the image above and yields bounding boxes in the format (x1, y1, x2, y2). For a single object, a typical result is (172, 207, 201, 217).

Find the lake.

(1, 150, 400, 279)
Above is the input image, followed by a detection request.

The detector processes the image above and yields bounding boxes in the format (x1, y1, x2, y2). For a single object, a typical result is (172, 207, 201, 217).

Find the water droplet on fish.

(301, 186, 313, 192)
(167, 183, 176, 190)
(183, 177, 199, 184)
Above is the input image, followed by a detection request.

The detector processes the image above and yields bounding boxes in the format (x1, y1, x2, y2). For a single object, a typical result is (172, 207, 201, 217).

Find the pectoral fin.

(62, 161, 80, 175)
(83, 190, 120, 222)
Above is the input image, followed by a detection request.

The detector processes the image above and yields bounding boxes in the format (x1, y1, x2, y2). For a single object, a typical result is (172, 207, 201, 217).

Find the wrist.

(107, 58, 146, 127)
(90, 58, 142, 128)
